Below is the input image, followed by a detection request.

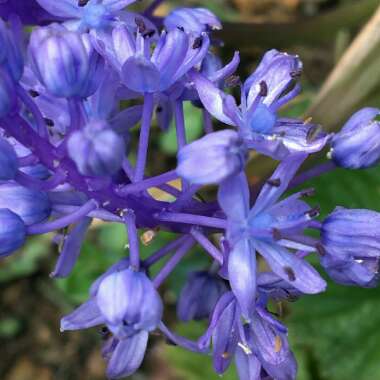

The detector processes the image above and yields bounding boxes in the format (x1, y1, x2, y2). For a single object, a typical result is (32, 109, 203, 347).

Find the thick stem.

(52, 204, 122, 222)
(190, 228, 223, 264)
(123, 209, 140, 270)
(153, 236, 194, 287)
(27, 199, 97, 235)
(156, 212, 227, 229)
(134, 93, 154, 182)
(288, 161, 336, 189)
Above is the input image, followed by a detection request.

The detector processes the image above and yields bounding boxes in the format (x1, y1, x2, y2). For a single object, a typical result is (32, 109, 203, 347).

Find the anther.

(29, 89, 39, 98)
(272, 228, 282, 241)
(274, 335, 282, 353)
(78, 0, 90, 6)
(267, 178, 281, 187)
(315, 242, 326, 256)
(135, 17, 146, 34)
(300, 188, 315, 198)
(44, 118, 54, 127)
(259, 80, 268, 97)
(156, 106, 163, 113)
(306, 206, 320, 218)
(284, 266, 296, 281)
(192, 36, 203, 49)
(290, 69, 302, 78)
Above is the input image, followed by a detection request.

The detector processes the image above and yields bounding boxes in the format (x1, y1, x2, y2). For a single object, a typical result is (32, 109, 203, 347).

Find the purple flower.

(0, 69, 16, 118)
(218, 156, 326, 318)
(320, 207, 380, 287)
(164, 7, 222, 35)
(177, 270, 228, 322)
(0, 209, 26, 257)
(331, 107, 380, 169)
(29, 25, 104, 98)
(0, 183, 51, 225)
(176, 130, 247, 185)
(36, 0, 137, 31)
(67, 120, 126, 177)
(0, 136, 18, 180)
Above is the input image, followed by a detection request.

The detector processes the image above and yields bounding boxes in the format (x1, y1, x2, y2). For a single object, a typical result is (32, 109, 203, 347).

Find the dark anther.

(259, 81, 268, 97)
(135, 17, 146, 34)
(306, 206, 320, 218)
(44, 118, 54, 127)
(192, 36, 203, 49)
(99, 326, 110, 339)
(300, 188, 315, 198)
(290, 69, 302, 78)
(122, 320, 129, 326)
(225, 75, 241, 88)
(267, 178, 281, 187)
(78, 0, 90, 6)
(156, 106, 163, 113)
(29, 89, 39, 98)
(177, 26, 185, 32)
(143, 29, 155, 39)
(272, 228, 282, 241)
(316, 243, 326, 256)
(284, 266, 296, 282)
(306, 125, 322, 143)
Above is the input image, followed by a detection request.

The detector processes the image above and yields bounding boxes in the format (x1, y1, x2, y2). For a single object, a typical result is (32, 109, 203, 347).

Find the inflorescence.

(0, 0, 380, 379)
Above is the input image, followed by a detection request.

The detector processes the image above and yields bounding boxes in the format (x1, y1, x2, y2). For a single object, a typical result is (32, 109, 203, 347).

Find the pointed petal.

(251, 154, 307, 217)
(256, 241, 326, 294)
(51, 217, 91, 278)
(36, 0, 80, 18)
(110, 105, 143, 134)
(191, 72, 237, 126)
(218, 172, 250, 221)
(61, 299, 105, 331)
(228, 238, 256, 319)
(235, 348, 261, 380)
(106, 331, 148, 379)
(209, 51, 240, 83)
(262, 350, 298, 380)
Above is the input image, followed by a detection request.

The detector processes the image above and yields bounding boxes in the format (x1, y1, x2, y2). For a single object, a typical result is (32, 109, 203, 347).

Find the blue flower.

(320, 207, 380, 287)
(0, 209, 26, 257)
(331, 107, 380, 169)
(218, 155, 326, 318)
(177, 270, 228, 322)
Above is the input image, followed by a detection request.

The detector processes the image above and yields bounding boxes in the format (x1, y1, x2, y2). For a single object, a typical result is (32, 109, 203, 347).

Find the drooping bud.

(177, 271, 227, 322)
(96, 268, 163, 338)
(177, 130, 247, 185)
(0, 209, 26, 257)
(0, 137, 18, 180)
(0, 183, 51, 225)
(67, 121, 126, 177)
(331, 108, 380, 169)
(320, 207, 380, 287)
(29, 25, 103, 98)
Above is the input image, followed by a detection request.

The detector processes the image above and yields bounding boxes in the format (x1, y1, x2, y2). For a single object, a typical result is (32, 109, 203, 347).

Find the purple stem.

(153, 236, 194, 287)
(18, 154, 39, 167)
(169, 184, 201, 211)
(288, 161, 336, 189)
(17, 86, 48, 138)
(143, 235, 188, 267)
(156, 212, 227, 229)
(68, 98, 85, 131)
(203, 109, 213, 134)
(52, 204, 122, 222)
(190, 228, 223, 264)
(118, 170, 178, 195)
(15, 169, 66, 191)
(174, 100, 186, 149)
(134, 93, 154, 182)
(27, 199, 97, 235)
(309, 220, 322, 230)
(123, 209, 140, 270)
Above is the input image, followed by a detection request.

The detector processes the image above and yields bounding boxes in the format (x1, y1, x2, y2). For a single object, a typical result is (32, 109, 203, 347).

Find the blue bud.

(0, 208, 26, 257)
(0, 137, 18, 180)
(29, 25, 103, 98)
(0, 183, 51, 226)
(177, 271, 227, 322)
(67, 121, 126, 177)
(96, 268, 163, 338)
(321, 207, 380, 287)
(331, 108, 380, 169)
(177, 130, 247, 185)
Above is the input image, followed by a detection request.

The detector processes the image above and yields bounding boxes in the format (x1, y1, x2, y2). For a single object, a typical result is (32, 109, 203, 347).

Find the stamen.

(306, 125, 322, 143)
(315, 243, 326, 256)
(135, 17, 147, 34)
(274, 335, 282, 353)
(143, 29, 155, 39)
(259, 80, 268, 97)
(303, 116, 313, 124)
(300, 188, 315, 197)
(156, 106, 163, 113)
(78, 0, 90, 6)
(44, 118, 54, 127)
(272, 228, 282, 241)
(29, 89, 39, 98)
(225, 75, 241, 88)
(192, 37, 203, 49)
(177, 26, 185, 32)
(284, 266, 296, 281)
(141, 229, 157, 246)
(306, 206, 320, 218)
(221, 352, 230, 359)
(290, 69, 302, 78)
(267, 178, 281, 187)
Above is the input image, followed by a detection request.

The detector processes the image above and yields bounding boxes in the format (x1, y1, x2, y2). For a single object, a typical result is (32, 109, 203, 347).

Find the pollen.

(274, 335, 282, 353)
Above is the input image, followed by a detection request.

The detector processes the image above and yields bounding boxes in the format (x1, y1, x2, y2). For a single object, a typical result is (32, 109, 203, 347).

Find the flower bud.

(29, 25, 103, 98)
(0, 183, 51, 226)
(177, 130, 247, 185)
(177, 271, 227, 322)
(0, 208, 26, 257)
(0, 136, 18, 180)
(321, 207, 380, 287)
(67, 121, 126, 177)
(96, 268, 163, 338)
(331, 108, 380, 169)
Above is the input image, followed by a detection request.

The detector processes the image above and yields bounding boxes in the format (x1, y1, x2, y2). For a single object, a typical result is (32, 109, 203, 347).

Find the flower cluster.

(0, 1, 380, 379)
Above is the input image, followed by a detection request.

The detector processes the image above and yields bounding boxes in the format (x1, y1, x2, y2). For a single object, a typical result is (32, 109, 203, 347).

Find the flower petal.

(36, 0, 80, 18)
